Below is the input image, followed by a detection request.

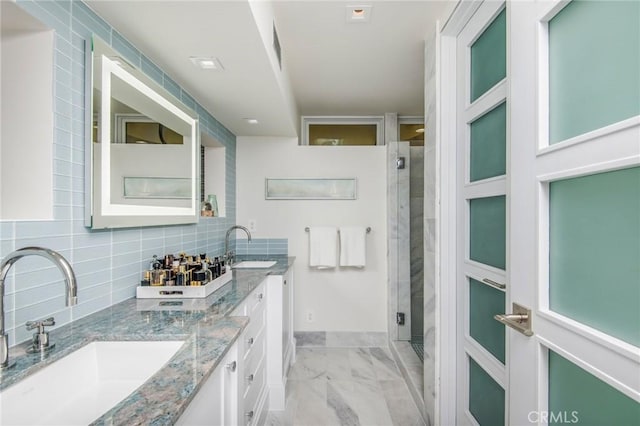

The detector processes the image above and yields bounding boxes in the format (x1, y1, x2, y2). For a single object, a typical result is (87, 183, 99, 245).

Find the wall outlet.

(248, 219, 257, 232)
(306, 311, 314, 322)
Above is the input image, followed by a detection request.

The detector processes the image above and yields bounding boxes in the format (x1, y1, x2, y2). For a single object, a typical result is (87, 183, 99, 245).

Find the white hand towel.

(309, 227, 337, 269)
(339, 226, 367, 267)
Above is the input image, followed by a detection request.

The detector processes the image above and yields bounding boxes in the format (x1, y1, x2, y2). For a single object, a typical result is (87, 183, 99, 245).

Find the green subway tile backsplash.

(235, 239, 289, 256)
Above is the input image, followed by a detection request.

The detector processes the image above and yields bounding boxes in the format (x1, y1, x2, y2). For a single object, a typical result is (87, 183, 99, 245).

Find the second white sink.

(0, 340, 183, 425)
(232, 260, 277, 269)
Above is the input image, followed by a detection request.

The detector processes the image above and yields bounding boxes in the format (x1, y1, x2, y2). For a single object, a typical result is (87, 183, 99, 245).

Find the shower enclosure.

(388, 140, 424, 357)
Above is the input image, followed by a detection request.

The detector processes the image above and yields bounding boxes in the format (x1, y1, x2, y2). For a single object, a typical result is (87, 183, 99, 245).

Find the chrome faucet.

(0, 247, 78, 369)
(224, 225, 252, 266)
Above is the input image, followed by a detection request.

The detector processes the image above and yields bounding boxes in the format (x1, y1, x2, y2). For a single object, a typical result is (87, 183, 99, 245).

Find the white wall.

(237, 137, 387, 332)
(1, 29, 54, 220)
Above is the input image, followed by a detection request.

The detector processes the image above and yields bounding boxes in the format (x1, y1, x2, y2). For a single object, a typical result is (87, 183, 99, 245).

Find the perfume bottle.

(176, 265, 187, 286)
(151, 264, 164, 286)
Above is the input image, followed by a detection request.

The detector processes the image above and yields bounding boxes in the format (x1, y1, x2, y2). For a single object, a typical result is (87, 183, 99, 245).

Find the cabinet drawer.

(243, 355, 266, 425)
(247, 282, 266, 315)
(230, 281, 266, 317)
(244, 326, 265, 374)
(243, 306, 265, 358)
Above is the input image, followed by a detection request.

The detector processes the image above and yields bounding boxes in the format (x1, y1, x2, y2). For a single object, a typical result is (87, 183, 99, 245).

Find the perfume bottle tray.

(136, 268, 231, 299)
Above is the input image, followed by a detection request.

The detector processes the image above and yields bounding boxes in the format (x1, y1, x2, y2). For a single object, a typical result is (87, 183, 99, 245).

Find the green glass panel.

(549, 351, 640, 425)
(470, 196, 506, 270)
(469, 357, 505, 426)
(470, 9, 506, 102)
(550, 167, 640, 346)
(549, 0, 640, 144)
(470, 102, 507, 182)
(469, 278, 505, 363)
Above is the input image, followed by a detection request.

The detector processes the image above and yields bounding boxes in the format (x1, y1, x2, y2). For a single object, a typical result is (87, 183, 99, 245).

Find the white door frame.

(436, 1, 485, 424)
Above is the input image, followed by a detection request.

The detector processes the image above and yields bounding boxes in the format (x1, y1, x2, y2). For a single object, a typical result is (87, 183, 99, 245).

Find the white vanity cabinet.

(266, 268, 296, 410)
(232, 280, 269, 425)
(178, 266, 295, 426)
(176, 340, 240, 426)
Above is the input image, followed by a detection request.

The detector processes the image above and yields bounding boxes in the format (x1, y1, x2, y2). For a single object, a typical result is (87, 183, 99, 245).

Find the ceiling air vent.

(273, 22, 282, 70)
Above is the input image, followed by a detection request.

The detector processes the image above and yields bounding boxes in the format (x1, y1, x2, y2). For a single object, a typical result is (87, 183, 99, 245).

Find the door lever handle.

(494, 303, 533, 336)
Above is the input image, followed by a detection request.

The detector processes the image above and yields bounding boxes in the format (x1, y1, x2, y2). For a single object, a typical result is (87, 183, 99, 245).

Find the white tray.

(136, 268, 232, 299)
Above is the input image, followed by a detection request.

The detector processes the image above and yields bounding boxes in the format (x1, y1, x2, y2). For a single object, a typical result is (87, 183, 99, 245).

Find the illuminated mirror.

(85, 35, 199, 229)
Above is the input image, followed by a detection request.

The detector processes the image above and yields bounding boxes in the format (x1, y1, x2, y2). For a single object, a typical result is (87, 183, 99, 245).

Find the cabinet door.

(177, 342, 238, 426)
(282, 269, 293, 370)
(223, 341, 240, 426)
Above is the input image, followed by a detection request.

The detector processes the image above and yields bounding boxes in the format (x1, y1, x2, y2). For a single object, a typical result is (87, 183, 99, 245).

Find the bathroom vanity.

(0, 257, 295, 426)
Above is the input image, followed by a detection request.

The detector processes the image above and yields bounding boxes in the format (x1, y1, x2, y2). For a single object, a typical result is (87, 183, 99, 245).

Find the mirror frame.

(85, 35, 199, 229)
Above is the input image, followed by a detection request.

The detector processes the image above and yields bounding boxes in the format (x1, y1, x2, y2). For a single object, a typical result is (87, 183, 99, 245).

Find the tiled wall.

(235, 238, 288, 256)
(423, 27, 438, 426)
(0, 0, 237, 346)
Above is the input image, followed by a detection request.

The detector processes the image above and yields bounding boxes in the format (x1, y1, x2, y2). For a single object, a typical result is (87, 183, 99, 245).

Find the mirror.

(85, 35, 199, 229)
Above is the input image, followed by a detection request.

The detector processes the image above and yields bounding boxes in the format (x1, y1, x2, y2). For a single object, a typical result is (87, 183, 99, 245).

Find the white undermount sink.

(232, 260, 277, 269)
(0, 340, 183, 425)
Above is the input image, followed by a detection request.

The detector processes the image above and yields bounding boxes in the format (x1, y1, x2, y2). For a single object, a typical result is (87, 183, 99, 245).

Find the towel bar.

(305, 227, 371, 233)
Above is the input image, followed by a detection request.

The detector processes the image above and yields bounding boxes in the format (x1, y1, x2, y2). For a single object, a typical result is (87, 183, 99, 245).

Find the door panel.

(470, 102, 507, 182)
(469, 278, 506, 363)
(450, 0, 640, 425)
(549, 167, 640, 346)
(548, 0, 640, 144)
(469, 196, 506, 270)
(548, 350, 640, 425)
(457, 2, 508, 425)
(510, 0, 640, 424)
(470, 8, 507, 102)
(468, 356, 505, 426)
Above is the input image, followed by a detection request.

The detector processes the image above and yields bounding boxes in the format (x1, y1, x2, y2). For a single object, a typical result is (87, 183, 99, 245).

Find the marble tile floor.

(391, 341, 424, 404)
(266, 347, 425, 426)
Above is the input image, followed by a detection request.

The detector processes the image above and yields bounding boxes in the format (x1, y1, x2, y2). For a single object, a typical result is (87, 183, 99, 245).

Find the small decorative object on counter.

(200, 200, 213, 217)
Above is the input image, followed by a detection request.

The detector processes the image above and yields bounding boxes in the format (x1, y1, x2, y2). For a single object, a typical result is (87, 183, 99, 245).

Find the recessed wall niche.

(201, 132, 226, 217)
(0, 3, 54, 220)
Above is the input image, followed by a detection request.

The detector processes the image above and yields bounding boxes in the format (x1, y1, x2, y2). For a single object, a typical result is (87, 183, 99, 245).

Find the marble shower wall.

(422, 27, 438, 426)
(386, 141, 411, 341)
(410, 147, 425, 339)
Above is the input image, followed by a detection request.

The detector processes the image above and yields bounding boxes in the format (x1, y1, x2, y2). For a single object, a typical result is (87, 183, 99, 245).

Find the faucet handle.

(26, 317, 55, 331)
(25, 317, 56, 354)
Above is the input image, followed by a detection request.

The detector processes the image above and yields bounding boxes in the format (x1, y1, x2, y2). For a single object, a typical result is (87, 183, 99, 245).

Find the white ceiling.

(87, 1, 452, 138)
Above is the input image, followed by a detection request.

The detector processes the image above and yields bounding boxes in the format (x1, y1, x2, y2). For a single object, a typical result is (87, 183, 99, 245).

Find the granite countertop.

(0, 256, 295, 425)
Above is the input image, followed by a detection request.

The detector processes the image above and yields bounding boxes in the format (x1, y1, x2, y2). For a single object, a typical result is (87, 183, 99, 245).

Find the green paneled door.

(549, 167, 640, 346)
(464, 3, 508, 424)
(549, 351, 640, 425)
(469, 278, 506, 363)
(469, 357, 505, 426)
(469, 196, 506, 270)
(549, 0, 640, 143)
(470, 102, 507, 182)
(470, 8, 506, 102)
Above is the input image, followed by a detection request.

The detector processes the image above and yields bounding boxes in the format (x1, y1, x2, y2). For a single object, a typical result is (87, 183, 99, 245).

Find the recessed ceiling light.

(346, 5, 372, 23)
(189, 56, 224, 71)
(245, 118, 259, 124)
